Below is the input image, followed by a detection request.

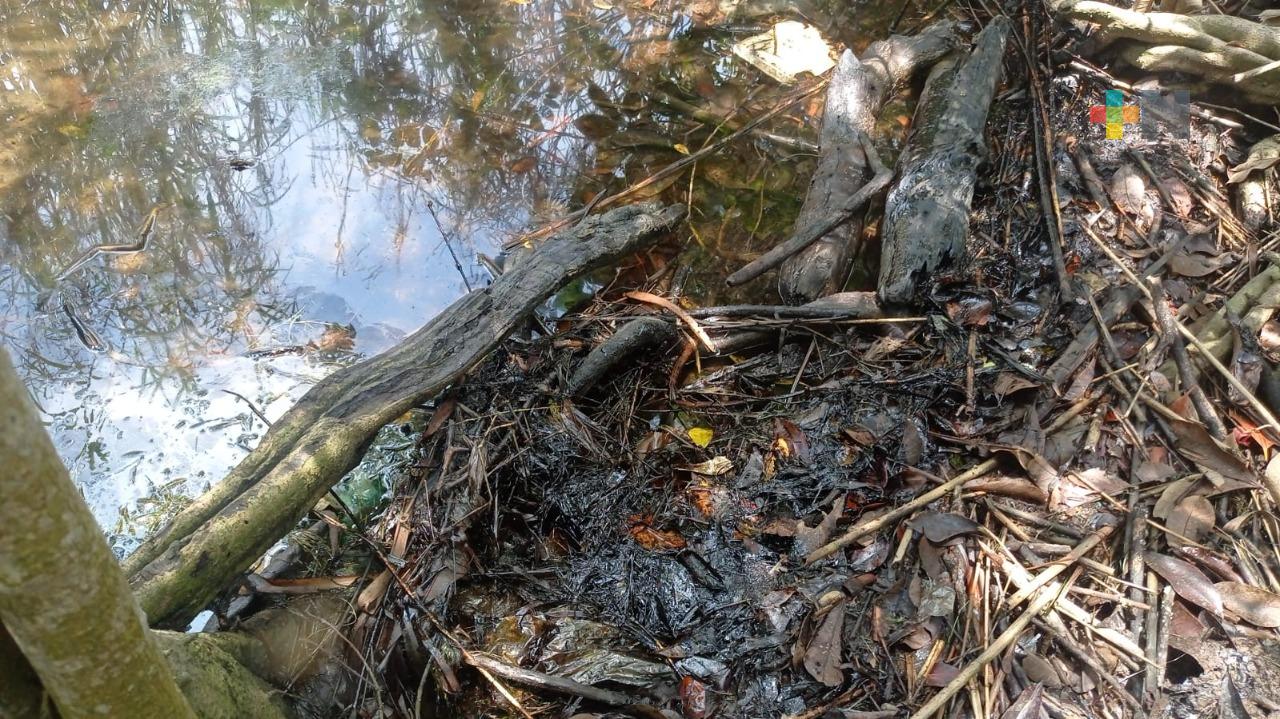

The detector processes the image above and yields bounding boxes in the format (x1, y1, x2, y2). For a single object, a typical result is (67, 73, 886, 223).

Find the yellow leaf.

(673, 143, 690, 155)
(57, 124, 87, 139)
(470, 90, 486, 111)
(592, 0, 613, 7)
(688, 427, 713, 448)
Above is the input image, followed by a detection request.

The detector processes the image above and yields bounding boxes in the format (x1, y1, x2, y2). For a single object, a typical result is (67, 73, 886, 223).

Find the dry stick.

(1065, 137, 1108, 207)
(1005, 524, 1116, 606)
(1142, 572, 1162, 695)
(908, 569, 1077, 719)
(1153, 585, 1175, 693)
(624, 290, 718, 352)
(984, 540, 1146, 666)
(726, 131, 891, 286)
(504, 80, 826, 249)
(1150, 277, 1228, 441)
(466, 653, 663, 718)
(804, 459, 997, 564)
(1032, 617, 1145, 711)
(1024, 8, 1073, 299)
(1081, 223, 1280, 504)
(806, 394, 1101, 564)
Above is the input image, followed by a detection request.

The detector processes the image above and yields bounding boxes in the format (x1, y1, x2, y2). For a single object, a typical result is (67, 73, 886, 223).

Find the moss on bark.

(156, 631, 293, 719)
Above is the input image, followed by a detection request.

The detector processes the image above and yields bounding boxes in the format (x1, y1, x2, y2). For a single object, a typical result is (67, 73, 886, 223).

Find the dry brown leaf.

(1216, 581, 1280, 628)
(993, 372, 1039, 399)
(1062, 356, 1095, 402)
(794, 498, 843, 556)
(628, 514, 687, 551)
(1168, 251, 1234, 278)
(1111, 162, 1148, 216)
(1169, 418, 1256, 485)
(909, 512, 979, 543)
(803, 597, 846, 686)
(1153, 476, 1200, 520)
(1022, 654, 1062, 689)
(1061, 467, 1127, 508)
(1166, 495, 1215, 547)
(962, 476, 1047, 504)
(924, 661, 961, 687)
(1160, 177, 1195, 215)
(1227, 134, 1280, 183)
(1147, 552, 1224, 616)
(1001, 684, 1050, 719)
(902, 419, 925, 466)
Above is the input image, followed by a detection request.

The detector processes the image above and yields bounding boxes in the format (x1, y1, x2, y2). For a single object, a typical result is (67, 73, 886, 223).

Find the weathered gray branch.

(877, 18, 1010, 305)
(774, 21, 960, 304)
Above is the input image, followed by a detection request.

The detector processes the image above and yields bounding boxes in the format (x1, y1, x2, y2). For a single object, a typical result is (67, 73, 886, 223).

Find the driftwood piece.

(877, 19, 1010, 305)
(571, 292, 887, 391)
(773, 21, 961, 305)
(125, 202, 685, 625)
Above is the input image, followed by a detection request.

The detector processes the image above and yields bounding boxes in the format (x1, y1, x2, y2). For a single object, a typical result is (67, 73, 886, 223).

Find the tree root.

(877, 18, 1010, 305)
(1053, 0, 1280, 104)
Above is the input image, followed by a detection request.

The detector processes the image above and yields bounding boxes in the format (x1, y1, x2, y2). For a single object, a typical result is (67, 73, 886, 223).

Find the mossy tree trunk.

(0, 347, 196, 719)
(0, 348, 294, 719)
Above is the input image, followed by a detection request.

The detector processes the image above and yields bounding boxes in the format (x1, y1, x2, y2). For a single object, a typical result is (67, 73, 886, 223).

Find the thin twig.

(805, 460, 997, 564)
(424, 201, 473, 293)
(908, 569, 1077, 719)
(726, 130, 891, 286)
(1150, 277, 1227, 440)
(625, 290, 718, 352)
(1006, 523, 1115, 606)
(221, 389, 272, 427)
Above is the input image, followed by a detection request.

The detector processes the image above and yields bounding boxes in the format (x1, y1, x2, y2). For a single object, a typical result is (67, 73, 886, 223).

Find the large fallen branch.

(877, 18, 1010, 305)
(125, 202, 685, 625)
(1053, 0, 1280, 104)
(767, 21, 959, 305)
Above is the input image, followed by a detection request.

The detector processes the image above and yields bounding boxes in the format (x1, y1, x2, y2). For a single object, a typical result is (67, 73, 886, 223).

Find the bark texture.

(126, 202, 685, 626)
(0, 347, 196, 719)
(776, 21, 960, 304)
(877, 18, 1010, 305)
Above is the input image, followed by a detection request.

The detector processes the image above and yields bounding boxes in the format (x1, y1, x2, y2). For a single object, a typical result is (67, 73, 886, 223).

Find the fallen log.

(125, 202, 685, 626)
(770, 21, 960, 305)
(877, 18, 1010, 305)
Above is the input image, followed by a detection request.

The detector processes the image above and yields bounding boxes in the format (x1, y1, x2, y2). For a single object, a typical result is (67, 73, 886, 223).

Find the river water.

(0, 0, 899, 553)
